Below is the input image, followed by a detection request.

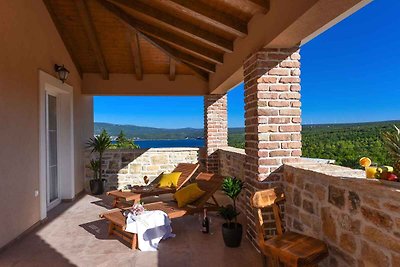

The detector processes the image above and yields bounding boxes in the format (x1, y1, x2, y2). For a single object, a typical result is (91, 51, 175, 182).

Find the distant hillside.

(95, 122, 245, 140)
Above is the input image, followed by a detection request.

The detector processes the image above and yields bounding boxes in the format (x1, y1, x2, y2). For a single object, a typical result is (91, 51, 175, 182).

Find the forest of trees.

(228, 121, 399, 169)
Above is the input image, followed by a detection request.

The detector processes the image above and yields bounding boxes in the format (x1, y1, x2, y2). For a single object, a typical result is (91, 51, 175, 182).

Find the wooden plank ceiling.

(44, 0, 270, 81)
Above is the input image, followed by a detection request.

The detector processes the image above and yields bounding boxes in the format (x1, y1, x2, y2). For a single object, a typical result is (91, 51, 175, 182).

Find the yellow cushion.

(158, 172, 182, 188)
(174, 183, 205, 208)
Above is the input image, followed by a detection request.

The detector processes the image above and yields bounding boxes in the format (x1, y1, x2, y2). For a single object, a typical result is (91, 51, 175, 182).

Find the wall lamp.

(54, 64, 70, 83)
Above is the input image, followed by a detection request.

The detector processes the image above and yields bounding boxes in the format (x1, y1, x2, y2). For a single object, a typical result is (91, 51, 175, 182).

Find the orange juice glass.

(365, 166, 377, 179)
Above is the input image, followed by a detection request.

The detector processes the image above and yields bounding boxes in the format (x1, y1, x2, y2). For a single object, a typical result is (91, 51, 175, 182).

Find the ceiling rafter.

(103, 0, 223, 65)
(169, 58, 176, 81)
(96, 0, 209, 79)
(75, 0, 109, 80)
(160, 0, 248, 37)
(129, 32, 143, 80)
(246, 0, 270, 13)
(43, 0, 83, 78)
(111, 0, 233, 53)
(145, 35, 215, 73)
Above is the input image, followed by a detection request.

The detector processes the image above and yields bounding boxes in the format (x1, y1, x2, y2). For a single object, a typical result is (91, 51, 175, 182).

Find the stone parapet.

(283, 163, 400, 266)
(84, 147, 200, 191)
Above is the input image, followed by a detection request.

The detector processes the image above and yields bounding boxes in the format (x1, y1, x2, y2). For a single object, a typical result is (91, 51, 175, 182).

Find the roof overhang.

(45, 0, 371, 96)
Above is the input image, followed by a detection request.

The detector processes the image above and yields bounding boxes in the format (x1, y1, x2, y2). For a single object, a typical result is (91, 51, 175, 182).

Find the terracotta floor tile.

(0, 194, 262, 267)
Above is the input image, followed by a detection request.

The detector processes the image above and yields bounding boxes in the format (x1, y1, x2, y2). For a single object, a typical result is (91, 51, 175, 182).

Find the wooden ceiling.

(43, 0, 270, 81)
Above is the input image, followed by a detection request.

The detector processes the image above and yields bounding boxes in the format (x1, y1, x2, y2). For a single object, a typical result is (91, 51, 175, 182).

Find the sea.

(128, 139, 204, 148)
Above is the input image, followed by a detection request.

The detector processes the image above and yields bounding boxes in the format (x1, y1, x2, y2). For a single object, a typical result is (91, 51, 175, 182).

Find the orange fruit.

(359, 157, 372, 168)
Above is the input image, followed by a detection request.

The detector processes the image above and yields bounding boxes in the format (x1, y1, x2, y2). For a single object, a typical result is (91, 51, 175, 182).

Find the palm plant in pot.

(86, 130, 111, 195)
(219, 177, 244, 248)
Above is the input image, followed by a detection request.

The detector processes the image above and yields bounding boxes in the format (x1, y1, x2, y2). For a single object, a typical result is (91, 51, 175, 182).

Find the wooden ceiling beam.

(101, 0, 222, 65)
(169, 58, 176, 81)
(43, 0, 83, 78)
(129, 32, 143, 80)
(96, 0, 209, 79)
(145, 35, 215, 73)
(111, 0, 233, 53)
(160, 0, 248, 37)
(75, 0, 109, 80)
(246, 0, 270, 13)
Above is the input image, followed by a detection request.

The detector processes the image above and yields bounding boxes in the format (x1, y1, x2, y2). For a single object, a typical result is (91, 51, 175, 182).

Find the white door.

(46, 92, 61, 210)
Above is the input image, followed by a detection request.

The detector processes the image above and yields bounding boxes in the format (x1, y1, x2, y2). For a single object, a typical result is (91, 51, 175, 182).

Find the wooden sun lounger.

(99, 172, 224, 250)
(107, 163, 200, 208)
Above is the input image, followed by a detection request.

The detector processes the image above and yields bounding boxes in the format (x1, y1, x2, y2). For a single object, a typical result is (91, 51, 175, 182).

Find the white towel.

(125, 210, 175, 251)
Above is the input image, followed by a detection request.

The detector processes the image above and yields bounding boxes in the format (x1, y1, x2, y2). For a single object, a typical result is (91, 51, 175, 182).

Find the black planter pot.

(90, 179, 107, 195)
(222, 223, 243, 248)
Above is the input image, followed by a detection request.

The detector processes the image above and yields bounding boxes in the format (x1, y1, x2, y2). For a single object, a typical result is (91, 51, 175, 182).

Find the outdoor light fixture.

(54, 64, 70, 83)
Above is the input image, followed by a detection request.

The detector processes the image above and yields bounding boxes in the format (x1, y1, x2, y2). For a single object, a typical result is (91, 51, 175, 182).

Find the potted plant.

(88, 159, 103, 194)
(86, 130, 111, 195)
(219, 177, 244, 248)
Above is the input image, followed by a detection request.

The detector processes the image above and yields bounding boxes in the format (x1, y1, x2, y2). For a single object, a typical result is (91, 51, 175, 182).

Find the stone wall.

(85, 148, 200, 191)
(283, 163, 400, 267)
(218, 147, 246, 212)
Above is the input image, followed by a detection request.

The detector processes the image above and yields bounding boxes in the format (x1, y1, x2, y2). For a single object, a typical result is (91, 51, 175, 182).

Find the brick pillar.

(243, 47, 302, 245)
(204, 94, 228, 173)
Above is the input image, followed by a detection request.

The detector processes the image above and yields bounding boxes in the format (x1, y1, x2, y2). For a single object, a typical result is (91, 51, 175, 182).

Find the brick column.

(243, 47, 302, 244)
(204, 94, 228, 173)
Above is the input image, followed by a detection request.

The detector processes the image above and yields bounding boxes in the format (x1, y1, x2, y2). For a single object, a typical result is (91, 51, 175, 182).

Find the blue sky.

(95, 0, 399, 128)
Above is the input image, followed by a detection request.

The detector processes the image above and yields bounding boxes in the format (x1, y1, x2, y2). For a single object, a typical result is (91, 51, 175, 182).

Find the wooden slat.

(96, 0, 210, 79)
(145, 35, 215, 73)
(161, 0, 248, 37)
(43, 0, 83, 78)
(169, 58, 176, 81)
(112, 0, 233, 53)
(75, 0, 109, 80)
(246, 0, 270, 13)
(129, 32, 143, 80)
(106, 0, 222, 65)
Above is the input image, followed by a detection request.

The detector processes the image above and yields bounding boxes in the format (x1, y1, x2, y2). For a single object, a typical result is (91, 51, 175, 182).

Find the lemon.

(359, 157, 372, 168)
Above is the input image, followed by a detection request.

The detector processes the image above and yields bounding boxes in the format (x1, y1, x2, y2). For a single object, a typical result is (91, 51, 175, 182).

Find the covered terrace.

(3, 0, 395, 266)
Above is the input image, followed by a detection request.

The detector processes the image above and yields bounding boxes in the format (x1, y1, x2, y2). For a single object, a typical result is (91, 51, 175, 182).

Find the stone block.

(303, 199, 314, 214)
(293, 188, 302, 207)
(151, 155, 168, 165)
(362, 225, 400, 253)
(108, 160, 119, 170)
(359, 241, 390, 267)
(337, 213, 360, 234)
(361, 206, 393, 230)
(348, 191, 360, 213)
(339, 233, 356, 254)
(314, 184, 327, 201)
(129, 164, 142, 174)
(328, 245, 355, 266)
(321, 207, 337, 242)
(392, 253, 400, 267)
(328, 185, 345, 209)
(121, 153, 136, 163)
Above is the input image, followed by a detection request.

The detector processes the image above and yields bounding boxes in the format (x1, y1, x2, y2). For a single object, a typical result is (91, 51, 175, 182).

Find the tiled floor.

(0, 193, 262, 267)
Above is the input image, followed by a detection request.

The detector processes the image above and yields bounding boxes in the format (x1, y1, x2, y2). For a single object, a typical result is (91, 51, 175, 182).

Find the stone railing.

(85, 147, 200, 191)
(218, 147, 246, 212)
(283, 163, 400, 266)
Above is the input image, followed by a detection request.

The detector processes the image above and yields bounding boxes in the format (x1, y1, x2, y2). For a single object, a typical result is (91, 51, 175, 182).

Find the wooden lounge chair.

(107, 163, 200, 208)
(99, 172, 224, 250)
